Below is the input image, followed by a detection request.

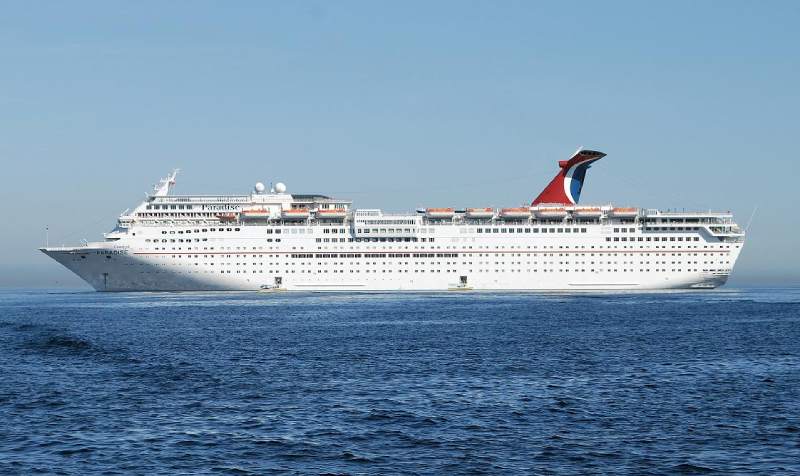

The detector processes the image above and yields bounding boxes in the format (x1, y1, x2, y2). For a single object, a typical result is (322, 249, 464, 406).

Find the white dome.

(274, 182, 287, 193)
(254, 182, 266, 193)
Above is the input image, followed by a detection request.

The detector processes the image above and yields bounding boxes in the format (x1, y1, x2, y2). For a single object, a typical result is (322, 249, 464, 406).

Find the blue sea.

(1, 288, 799, 475)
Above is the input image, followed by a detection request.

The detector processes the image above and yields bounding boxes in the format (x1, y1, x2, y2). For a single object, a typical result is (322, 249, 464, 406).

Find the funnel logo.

(532, 149, 606, 205)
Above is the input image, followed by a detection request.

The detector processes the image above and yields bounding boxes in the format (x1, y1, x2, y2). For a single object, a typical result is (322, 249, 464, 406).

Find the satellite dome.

(274, 182, 287, 193)
(254, 182, 266, 193)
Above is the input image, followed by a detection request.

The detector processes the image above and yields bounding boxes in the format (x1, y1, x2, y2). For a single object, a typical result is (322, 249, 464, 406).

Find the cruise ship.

(41, 149, 745, 291)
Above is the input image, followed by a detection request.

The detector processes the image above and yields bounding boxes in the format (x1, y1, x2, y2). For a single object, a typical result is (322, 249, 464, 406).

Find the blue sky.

(1, 1, 798, 287)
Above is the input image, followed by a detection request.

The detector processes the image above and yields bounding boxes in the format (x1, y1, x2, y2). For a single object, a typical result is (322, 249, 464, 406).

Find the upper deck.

(111, 171, 743, 244)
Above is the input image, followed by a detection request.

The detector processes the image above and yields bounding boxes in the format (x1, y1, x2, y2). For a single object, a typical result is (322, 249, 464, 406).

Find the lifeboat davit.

(316, 209, 347, 219)
(240, 208, 271, 220)
(499, 207, 531, 219)
(534, 207, 568, 218)
(216, 212, 238, 222)
(282, 208, 310, 220)
(610, 207, 639, 217)
(465, 207, 494, 219)
(425, 208, 455, 219)
(572, 207, 603, 218)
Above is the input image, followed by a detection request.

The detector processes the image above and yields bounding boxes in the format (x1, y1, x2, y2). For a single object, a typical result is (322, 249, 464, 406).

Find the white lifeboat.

(572, 207, 603, 218)
(534, 207, 568, 218)
(465, 207, 494, 219)
(240, 208, 271, 220)
(425, 208, 455, 219)
(499, 207, 531, 219)
(316, 209, 347, 219)
(282, 208, 310, 220)
(610, 207, 639, 217)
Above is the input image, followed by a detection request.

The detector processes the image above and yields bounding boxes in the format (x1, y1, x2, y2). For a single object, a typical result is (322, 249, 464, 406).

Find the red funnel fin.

(532, 149, 606, 206)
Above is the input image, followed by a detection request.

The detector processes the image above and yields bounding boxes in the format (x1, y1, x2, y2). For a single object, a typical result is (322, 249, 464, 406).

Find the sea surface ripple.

(1, 288, 799, 475)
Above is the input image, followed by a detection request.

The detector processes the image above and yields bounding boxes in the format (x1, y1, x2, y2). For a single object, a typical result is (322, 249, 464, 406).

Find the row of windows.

(152, 256, 728, 264)
(144, 251, 729, 260)
(643, 226, 701, 232)
(607, 237, 700, 242)
(144, 240, 733, 253)
(138, 212, 220, 218)
(161, 227, 240, 234)
(125, 256, 719, 270)
(359, 220, 416, 225)
(286, 252, 463, 259)
(147, 204, 195, 210)
(146, 238, 282, 244)
(146, 234, 703, 246)
(315, 237, 436, 243)
(477, 227, 588, 234)
(126, 266, 724, 275)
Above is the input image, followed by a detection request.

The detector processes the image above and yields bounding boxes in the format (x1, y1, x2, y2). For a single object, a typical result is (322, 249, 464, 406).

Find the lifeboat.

(465, 207, 494, 219)
(425, 208, 455, 219)
(216, 212, 238, 222)
(610, 207, 639, 217)
(534, 207, 567, 218)
(240, 208, 271, 220)
(316, 209, 347, 219)
(499, 207, 531, 219)
(282, 208, 310, 220)
(572, 207, 603, 218)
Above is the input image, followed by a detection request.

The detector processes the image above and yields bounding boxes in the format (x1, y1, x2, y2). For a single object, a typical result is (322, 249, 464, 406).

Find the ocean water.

(1, 288, 799, 475)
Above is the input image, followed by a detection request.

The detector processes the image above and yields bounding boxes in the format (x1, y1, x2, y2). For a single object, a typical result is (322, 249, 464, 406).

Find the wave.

(672, 463, 716, 474)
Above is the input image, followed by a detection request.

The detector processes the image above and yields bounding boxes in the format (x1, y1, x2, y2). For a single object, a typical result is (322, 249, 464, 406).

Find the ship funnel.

(532, 149, 605, 205)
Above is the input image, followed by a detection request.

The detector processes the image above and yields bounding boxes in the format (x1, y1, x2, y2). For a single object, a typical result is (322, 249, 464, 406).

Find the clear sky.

(1, 1, 798, 287)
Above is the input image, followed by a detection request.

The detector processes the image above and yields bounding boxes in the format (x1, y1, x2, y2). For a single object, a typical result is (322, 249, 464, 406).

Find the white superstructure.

(41, 150, 745, 291)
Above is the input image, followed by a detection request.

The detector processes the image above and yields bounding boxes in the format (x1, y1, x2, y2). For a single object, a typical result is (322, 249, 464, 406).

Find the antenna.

(45, 226, 49, 248)
(745, 205, 758, 233)
(152, 169, 180, 197)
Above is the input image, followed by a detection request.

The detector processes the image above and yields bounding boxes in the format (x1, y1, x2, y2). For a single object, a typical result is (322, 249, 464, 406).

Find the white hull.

(41, 222, 741, 292)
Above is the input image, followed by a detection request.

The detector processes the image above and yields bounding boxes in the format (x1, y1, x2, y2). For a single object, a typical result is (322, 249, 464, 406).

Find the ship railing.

(42, 242, 125, 251)
(645, 210, 734, 217)
(42, 246, 88, 251)
(149, 195, 253, 204)
(706, 225, 745, 237)
(131, 216, 607, 227)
